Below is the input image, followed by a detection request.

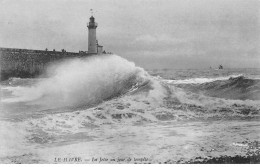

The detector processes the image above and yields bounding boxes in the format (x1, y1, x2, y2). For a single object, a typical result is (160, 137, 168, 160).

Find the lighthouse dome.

(89, 16, 95, 23)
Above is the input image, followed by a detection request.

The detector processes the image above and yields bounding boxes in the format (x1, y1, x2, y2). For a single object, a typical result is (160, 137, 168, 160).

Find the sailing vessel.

(219, 65, 223, 69)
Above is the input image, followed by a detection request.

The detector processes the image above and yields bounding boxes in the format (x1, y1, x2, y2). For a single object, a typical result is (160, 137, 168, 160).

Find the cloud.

(134, 34, 186, 44)
(0, 0, 259, 69)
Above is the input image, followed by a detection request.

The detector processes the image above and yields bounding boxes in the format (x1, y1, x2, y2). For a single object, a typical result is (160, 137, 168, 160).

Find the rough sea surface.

(0, 55, 260, 164)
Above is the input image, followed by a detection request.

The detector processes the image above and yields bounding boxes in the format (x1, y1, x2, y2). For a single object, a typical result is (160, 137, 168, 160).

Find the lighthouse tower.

(87, 15, 98, 54)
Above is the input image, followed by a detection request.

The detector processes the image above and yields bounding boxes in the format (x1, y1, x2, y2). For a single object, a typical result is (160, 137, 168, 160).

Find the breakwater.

(0, 47, 91, 81)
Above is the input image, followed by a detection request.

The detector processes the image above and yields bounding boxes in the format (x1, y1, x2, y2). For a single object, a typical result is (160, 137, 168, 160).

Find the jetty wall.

(0, 47, 89, 81)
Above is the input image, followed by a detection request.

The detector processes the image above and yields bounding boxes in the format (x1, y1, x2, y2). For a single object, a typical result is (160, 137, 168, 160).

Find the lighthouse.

(87, 15, 98, 54)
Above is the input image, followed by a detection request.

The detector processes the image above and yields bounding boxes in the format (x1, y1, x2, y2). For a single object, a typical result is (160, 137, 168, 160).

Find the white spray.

(2, 54, 149, 107)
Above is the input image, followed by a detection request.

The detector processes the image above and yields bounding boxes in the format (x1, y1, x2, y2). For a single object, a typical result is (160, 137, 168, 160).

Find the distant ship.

(218, 65, 223, 69)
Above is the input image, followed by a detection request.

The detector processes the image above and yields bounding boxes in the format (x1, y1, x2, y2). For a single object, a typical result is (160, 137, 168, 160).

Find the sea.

(0, 54, 260, 164)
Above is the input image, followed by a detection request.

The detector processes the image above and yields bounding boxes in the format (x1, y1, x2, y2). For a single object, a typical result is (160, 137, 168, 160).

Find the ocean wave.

(164, 74, 244, 84)
(1, 55, 259, 125)
(22, 77, 260, 132)
(20, 80, 260, 143)
(173, 76, 260, 100)
(1, 55, 260, 164)
(2, 62, 260, 154)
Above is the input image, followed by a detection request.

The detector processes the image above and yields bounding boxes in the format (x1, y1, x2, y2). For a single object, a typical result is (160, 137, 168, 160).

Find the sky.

(0, 0, 259, 69)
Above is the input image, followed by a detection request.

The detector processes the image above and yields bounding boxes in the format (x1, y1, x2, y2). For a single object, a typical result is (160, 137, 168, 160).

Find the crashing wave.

(1, 55, 259, 125)
(1, 54, 150, 107)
